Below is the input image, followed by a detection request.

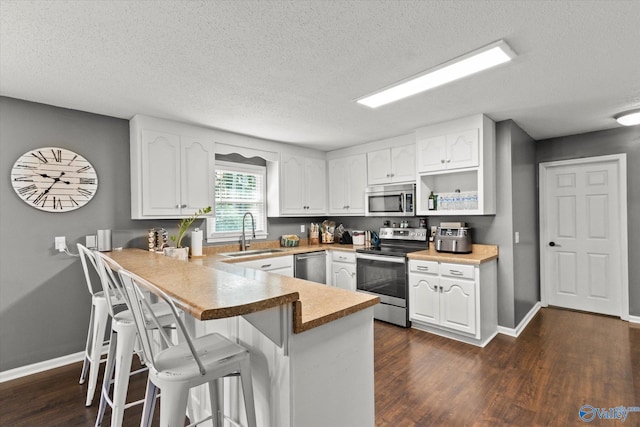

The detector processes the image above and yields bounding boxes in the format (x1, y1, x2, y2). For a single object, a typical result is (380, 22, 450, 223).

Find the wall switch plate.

(300, 224, 305, 233)
(55, 236, 66, 252)
(515, 231, 520, 244)
(86, 235, 97, 249)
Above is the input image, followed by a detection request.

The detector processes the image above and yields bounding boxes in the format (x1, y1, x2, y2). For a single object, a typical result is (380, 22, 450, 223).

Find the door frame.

(539, 154, 629, 320)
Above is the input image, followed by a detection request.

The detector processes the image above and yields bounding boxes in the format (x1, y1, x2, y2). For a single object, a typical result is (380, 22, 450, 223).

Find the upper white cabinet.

(417, 129, 479, 173)
(367, 144, 415, 185)
(328, 154, 367, 215)
(415, 114, 496, 216)
(130, 115, 214, 219)
(278, 154, 327, 216)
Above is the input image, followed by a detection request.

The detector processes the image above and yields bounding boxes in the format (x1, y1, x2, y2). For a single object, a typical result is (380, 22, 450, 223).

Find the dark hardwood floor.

(1, 307, 638, 426)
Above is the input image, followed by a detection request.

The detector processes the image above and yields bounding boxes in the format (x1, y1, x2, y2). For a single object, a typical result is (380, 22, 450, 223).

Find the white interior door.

(540, 156, 627, 317)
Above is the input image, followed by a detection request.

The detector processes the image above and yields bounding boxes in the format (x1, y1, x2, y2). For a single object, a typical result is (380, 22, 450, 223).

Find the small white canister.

(352, 230, 365, 246)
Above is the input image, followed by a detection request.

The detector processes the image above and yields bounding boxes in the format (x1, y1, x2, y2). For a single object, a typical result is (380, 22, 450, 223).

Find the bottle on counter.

(428, 191, 437, 210)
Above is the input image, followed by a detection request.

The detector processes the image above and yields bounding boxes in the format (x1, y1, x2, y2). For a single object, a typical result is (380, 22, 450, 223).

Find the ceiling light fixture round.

(615, 108, 640, 126)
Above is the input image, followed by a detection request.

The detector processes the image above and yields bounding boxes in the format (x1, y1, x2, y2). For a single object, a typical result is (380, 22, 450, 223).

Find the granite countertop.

(104, 247, 378, 334)
(407, 244, 498, 264)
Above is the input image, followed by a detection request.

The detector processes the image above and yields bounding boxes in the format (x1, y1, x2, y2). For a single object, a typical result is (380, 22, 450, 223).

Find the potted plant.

(164, 206, 211, 260)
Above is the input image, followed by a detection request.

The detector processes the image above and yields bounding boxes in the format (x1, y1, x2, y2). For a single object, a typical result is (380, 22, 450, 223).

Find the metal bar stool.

(118, 268, 257, 427)
(92, 251, 175, 427)
(77, 243, 123, 407)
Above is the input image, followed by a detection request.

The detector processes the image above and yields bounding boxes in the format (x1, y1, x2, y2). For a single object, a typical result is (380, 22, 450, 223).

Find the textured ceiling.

(1, 0, 639, 151)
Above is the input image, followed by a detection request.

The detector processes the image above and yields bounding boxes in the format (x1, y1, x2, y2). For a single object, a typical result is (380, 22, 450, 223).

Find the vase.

(163, 246, 189, 261)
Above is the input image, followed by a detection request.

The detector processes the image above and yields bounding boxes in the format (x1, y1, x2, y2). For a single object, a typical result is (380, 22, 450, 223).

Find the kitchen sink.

(219, 248, 287, 257)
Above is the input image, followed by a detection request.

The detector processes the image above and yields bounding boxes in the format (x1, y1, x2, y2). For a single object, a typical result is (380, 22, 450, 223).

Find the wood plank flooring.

(1, 307, 638, 426)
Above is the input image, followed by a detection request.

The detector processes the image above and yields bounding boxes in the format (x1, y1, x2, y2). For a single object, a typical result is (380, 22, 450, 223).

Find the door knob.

(549, 241, 556, 247)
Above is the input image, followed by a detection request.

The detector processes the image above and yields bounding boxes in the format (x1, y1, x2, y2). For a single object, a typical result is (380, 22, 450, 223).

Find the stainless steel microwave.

(365, 183, 415, 217)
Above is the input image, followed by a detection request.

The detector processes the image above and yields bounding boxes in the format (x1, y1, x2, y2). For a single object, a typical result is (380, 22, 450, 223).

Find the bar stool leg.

(239, 358, 257, 427)
(159, 384, 190, 427)
(79, 304, 96, 384)
(110, 325, 137, 427)
(86, 300, 109, 406)
(140, 380, 159, 427)
(95, 330, 118, 427)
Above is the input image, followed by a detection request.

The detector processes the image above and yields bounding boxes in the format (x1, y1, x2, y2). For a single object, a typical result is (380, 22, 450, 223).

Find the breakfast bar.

(104, 248, 379, 427)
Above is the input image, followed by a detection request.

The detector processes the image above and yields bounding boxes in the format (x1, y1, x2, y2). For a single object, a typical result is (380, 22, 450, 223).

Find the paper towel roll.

(191, 229, 203, 257)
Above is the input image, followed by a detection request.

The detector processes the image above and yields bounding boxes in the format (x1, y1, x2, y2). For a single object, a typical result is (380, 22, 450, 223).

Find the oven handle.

(356, 253, 406, 264)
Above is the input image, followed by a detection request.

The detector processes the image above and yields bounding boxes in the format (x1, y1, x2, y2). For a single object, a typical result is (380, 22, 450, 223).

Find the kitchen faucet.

(241, 212, 255, 251)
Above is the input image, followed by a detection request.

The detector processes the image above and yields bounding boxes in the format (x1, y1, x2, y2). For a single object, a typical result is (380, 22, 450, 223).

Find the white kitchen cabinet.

(415, 114, 495, 216)
(328, 154, 367, 215)
(409, 258, 497, 347)
(416, 129, 479, 173)
(279, 154, 327, 216)
(367, 144, 415, 185)
(236, 255, 294, 277)
(331, 251, 356, 291)
(130, 115, 214, 219)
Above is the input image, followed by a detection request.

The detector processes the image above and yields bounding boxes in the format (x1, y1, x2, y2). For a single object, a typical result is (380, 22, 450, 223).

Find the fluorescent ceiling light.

(615, 109, 640, 126)
(356, 40, 516, 108)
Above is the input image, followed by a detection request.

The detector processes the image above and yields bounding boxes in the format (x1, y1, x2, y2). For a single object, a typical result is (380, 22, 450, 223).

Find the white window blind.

(210, 161, 267, 241)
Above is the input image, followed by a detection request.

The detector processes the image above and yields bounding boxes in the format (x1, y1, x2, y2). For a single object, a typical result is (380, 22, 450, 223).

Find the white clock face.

(11, 147, 98, 212)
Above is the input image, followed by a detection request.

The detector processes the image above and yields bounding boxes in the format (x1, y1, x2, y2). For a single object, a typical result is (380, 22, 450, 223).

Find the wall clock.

(10, 147, 98, 212)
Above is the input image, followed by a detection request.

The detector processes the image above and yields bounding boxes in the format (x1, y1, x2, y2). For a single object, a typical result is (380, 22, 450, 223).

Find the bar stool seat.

(118, 269, 257, 427)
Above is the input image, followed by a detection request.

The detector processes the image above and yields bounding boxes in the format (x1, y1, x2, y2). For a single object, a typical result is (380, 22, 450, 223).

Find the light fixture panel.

(356, 40, 516, 108)
(615, 109, 640, 126)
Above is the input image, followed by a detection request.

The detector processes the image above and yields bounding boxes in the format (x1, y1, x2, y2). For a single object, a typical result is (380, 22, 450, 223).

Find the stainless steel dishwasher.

(294, 251, 326, 284)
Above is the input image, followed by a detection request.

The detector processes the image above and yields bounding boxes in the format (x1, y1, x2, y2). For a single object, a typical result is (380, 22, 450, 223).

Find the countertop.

(407, 244, 499, 264)
(103, 248, 378, 334)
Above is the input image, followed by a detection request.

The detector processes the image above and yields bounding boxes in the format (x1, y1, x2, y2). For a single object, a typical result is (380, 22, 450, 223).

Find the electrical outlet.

(86, 235, 97, 249)
(55, 236, 66, 252)
(300, 224, 305, 233)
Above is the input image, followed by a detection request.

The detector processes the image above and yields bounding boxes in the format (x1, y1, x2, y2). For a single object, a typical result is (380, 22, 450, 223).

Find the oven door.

(356, 253, 407, 307)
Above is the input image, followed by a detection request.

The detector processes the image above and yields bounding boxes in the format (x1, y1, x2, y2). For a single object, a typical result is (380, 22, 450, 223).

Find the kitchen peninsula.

(104, 248, 379, 427)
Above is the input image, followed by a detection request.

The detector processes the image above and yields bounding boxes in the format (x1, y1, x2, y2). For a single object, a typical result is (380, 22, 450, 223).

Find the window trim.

(207, 160, 268, 243)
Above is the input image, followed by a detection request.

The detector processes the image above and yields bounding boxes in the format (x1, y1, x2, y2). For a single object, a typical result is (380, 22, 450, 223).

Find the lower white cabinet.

(236, 255, 294, 277)
(330, 251, 356, 291)
(409, 258, 497, 347)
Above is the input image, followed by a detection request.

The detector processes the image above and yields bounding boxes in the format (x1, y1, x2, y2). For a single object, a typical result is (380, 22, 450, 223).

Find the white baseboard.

(497, 302, 542, 338)
(629, 315, 640, 324)
(0, 345, 109, 383)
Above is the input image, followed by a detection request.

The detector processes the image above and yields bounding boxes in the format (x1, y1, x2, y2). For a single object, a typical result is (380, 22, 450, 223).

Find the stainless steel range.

(356, 227, 428, 327)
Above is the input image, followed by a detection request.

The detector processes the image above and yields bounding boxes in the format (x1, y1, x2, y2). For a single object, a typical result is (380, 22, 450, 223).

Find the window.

(208, 160, 267, 242)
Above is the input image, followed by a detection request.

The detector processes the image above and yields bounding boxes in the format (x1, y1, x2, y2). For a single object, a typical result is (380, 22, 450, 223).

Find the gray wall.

(0, 97, 325, 371)
(536, 126, 640, 316)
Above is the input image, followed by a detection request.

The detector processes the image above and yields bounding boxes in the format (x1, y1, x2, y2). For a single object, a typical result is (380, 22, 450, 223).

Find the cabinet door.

(417, 136, 447, 173)
(446, 129, 479, 170)
(390, 145, 416, 183)
(367, 149, 392, 185)
(181, 138, 214, 215)
(332, 262, 356, 291)
(346, 154, 367, 214)
(141, 129, 182, 216)
(409, 273, 440, 325)
(439, 277, 476, 335)
(305, 158, 327, 215)
(328, 158, 348, 214)
(280, 154, 306, 214)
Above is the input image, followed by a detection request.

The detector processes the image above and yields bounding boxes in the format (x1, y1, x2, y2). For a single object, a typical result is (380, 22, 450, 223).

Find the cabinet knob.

(446, 159, 451, 163)
(441, 159, 446, 164)
(549, 241, 556, 247)
(181, 204, 187, 208)
(176, 204, 180, 208)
